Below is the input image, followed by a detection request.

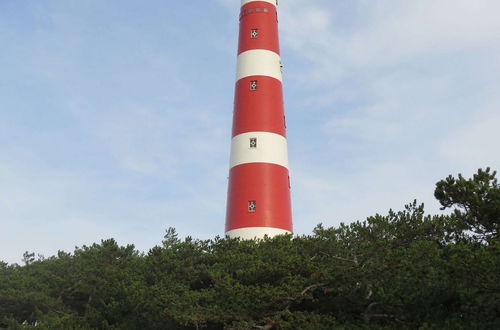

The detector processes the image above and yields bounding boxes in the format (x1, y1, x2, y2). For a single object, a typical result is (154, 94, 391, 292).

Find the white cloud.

(279, 0, 500, 85)
(291, 158, 444, 234)
(0, 129, 228, 264)
(280, 0, 500, 232)
(0, 152, 103, 263)
(440, 106, 500, 171)
(68, 98, 227, 179)
(214, 0, 238, 9)
(345, 0, 500, 65)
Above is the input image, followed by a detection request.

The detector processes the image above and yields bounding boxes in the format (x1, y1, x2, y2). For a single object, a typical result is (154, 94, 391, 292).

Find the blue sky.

(1, 0, 499, 264)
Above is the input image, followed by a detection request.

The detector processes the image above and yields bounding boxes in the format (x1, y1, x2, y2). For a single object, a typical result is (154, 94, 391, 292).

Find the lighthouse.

(225, 0, 292, 239)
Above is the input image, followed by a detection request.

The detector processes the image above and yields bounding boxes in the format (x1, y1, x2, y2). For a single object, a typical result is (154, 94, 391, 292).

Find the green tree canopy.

(1, 168, 499, 329)
(435, 167, 500, 241)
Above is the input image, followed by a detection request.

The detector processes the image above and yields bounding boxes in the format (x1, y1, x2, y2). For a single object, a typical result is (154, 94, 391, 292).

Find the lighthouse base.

(225, 227, 291, 240)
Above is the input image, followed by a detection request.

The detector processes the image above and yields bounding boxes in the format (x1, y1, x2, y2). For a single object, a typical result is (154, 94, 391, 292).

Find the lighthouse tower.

(225, 0, 292, 239)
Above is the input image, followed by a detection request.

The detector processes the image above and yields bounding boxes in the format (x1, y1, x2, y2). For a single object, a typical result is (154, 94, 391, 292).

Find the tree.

(1, 168, 499, 328)
(434, 167, 500, 241)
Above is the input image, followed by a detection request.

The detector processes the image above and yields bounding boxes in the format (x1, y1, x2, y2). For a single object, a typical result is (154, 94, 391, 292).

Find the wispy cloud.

(277, 0, 500, 228)
(441, 105, 500, 170)
(0, 1, 232, 263)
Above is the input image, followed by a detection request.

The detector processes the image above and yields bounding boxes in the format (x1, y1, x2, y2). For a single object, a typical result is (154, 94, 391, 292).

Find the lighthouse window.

(256, 8, 261, 12)
(248, 200, 257, 212)
(264, 8, 268, 13)
(250, 29, 258, 39)
(250, 80, 258, 90)
(249, 138, 257, 148)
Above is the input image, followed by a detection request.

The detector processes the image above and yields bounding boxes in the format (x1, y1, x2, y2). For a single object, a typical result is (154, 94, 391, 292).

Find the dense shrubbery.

(1, 168, 499, 329)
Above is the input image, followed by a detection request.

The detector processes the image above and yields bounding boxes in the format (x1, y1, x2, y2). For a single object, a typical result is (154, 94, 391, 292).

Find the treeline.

(1, 168, 499, 329)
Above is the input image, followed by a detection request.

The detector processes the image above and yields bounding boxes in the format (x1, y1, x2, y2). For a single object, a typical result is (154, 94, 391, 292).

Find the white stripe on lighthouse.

(230, 131, 288, 169)
(237, 49, 282, 82)
(241, 0, 277, 7)
(226, 227, 291, 239)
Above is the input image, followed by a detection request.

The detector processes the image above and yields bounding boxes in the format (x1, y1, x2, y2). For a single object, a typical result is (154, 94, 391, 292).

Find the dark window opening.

(248, 200, 257, 212)
(250, 138, 257, 148)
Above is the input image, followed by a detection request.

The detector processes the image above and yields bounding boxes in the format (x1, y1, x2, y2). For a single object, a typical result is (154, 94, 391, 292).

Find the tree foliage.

(435, 167, 500, 241)
(1, 168, 499, 329)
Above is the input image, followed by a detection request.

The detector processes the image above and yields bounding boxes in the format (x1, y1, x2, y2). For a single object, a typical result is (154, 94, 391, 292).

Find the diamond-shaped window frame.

(248, 200, 257, 212)
(249, 138, 257, 148)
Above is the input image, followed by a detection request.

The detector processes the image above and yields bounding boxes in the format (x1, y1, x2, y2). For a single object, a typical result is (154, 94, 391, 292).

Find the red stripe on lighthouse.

(238, 3, 279, 55)
(226, 163, 292, 232)
(232, 76, 286, 137)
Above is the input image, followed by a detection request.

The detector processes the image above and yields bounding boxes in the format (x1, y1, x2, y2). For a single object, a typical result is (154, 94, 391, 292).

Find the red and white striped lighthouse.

(225, 0, 292, 239)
